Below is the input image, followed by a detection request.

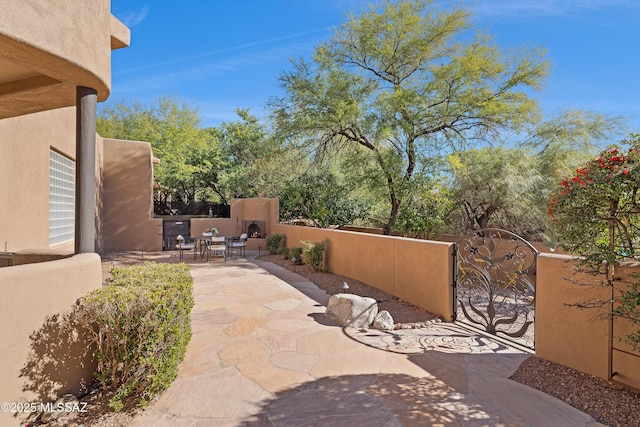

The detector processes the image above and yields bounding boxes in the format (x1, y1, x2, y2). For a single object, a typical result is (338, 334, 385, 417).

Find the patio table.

(194, 235, 231, 261)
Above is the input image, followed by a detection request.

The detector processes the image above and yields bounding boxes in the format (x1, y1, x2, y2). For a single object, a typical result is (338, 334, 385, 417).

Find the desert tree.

(269, 0, 548, 234)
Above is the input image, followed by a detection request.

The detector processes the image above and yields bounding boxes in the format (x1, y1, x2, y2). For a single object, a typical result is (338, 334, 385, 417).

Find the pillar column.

(75, 86, 97, 253)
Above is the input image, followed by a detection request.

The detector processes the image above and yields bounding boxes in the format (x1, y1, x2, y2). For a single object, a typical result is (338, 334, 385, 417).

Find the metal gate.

(162, 219, 191, 251)
(454, 228, 538, 350)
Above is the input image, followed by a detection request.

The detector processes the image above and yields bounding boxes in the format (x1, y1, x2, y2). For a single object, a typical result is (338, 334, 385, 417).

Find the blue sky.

(108, 0, 640, 134)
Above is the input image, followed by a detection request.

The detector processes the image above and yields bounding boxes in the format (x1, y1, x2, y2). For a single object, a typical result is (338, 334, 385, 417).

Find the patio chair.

(176, 235, 196, 260)
(207, 236, 227, 262)
(229, 233, 247, 258)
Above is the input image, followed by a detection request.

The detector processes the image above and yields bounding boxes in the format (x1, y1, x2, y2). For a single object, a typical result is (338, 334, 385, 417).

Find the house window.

(49, 150, 75, 246)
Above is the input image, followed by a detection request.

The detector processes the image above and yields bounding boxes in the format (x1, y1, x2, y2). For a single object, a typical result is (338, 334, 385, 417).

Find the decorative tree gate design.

(454, 228, 538, 350)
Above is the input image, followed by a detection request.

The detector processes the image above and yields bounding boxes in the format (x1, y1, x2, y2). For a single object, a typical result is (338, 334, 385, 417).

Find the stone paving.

(128, 252, 605, 427)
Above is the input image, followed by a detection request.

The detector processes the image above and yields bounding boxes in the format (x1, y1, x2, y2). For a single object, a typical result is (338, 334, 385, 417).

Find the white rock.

(373, 310, 394, 330)
(325, 293, 378, 327)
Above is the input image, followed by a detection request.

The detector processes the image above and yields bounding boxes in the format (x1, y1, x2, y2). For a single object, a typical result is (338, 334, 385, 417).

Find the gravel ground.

(510, 357, 640, 427)
(35, 252, 639, 426)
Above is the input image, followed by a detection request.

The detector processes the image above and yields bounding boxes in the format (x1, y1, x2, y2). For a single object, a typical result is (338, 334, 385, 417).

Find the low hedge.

(79, 262, 194, 410)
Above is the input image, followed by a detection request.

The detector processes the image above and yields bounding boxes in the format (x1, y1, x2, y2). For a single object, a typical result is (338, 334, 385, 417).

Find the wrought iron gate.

(454, 228, 538, 350)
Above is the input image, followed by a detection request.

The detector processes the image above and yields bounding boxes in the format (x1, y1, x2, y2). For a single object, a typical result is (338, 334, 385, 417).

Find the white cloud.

(117, 6, 149, 28)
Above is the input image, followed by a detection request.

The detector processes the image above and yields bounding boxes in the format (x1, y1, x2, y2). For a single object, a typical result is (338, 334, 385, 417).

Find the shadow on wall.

(19, 306, 96, 405)
(237, 373, 489, 426)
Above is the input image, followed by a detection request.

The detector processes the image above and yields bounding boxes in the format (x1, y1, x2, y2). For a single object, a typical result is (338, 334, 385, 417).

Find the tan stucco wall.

(537, 254, 640, 388)
(0, 108, 77, 252)
(0, 253, 102, 426)
(0, 106, 105, 253)
(154, 198, 279, 251)
(609, 267, 640, 389)
(102, 138, 162, 252)
(271, 224, 640, 388)
(191, 218, 237, 238)
(100, 132, 283, 252)
(0, 0, 130, 118)
(271, 224, 454, 320)
(12, 248, 72, 266)
(535, 253, 638, 386)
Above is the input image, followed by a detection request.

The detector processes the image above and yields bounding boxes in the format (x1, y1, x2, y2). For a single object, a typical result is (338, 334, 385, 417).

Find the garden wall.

(610, 266, 640, 390)
(273, 222, 640, 390)
(0, 254, 102, 426)
(101, 137, 280, 253)
(271, 223, 455, 321)
(527, 253, 640, 389)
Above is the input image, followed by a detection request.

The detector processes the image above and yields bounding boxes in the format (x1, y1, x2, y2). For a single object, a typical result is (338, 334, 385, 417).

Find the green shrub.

(301, 239, 329, 271)
(79, 262, 194, 410)
(286, 247, 304, 264)
(266, 234, 286, 254)
(549, 136, 640, 351)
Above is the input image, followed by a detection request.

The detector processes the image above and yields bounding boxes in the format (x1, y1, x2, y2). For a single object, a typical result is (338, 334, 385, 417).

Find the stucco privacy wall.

(100, 133, 282, 251)
(0, 253, 102, 426)
(609, 266, 640, 389)
(190, 198, 278, 240)
(102, 138, 162, 252)
(271, 223, 455, 320)
(536, 253, 640, 389)
(155, 199, 280, 252)
(100, 142, 280, 252)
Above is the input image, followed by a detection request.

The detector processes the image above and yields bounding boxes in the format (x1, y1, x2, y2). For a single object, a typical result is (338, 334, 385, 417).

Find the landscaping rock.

(38, 394, 79, 424)
(373, 310, 394, 330)
(326, 293, 378, 327)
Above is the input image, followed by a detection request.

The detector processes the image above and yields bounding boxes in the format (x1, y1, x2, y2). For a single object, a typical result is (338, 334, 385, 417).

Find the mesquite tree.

(270, 0, 548, 234)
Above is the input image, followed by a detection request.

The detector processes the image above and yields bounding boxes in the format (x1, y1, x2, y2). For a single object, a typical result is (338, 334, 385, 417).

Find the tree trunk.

(383, 195, 401, 235)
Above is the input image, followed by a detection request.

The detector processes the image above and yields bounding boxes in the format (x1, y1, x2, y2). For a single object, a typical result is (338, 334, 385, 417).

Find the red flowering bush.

(548, 138, 640, 266)
(549, 134, 640, 350)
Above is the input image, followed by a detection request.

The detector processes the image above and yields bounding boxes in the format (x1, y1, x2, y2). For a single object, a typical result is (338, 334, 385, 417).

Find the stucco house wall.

(0, 107, 108, 254)
(0, 1, 129, 423)
(101, 138, 163, 252)
(0, 0, 129, 119)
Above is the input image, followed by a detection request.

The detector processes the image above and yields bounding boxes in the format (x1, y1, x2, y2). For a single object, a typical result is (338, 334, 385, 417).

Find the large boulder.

(326, 293, 378, 327)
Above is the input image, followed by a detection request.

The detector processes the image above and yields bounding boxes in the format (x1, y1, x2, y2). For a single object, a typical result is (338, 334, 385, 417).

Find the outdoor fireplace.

(242, 220, 266, 238)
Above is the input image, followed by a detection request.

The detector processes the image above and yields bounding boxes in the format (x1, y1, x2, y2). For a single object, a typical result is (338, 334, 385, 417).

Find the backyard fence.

(272, 223, 640, 391)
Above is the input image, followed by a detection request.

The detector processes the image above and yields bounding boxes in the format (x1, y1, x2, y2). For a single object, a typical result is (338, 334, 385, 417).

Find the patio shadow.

(236, 373, 487, 426)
